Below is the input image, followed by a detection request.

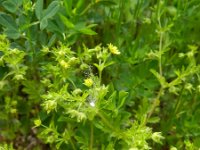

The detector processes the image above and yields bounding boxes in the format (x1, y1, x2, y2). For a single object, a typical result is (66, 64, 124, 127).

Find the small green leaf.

(78, 28, 97, 35)
(48, 34, 57, 47)
(35, 0, 43, 20)
(105, 91, 117, 110)
(56, 141, 65, 149)
(104, 61, 115, 68)
(2, 1, 16, 13)
(87, 24, 98, 28)
(40, 18, 48, 30)
(118, 91, 128, 109)
(75, 0, 85, 13)
(0, 13, 18, 29)
(2, 0, 22, 13)
(63, 0, 72, 17)
(147, 116, 160, 123)
(39, 32, 47, 45)
(43, 1, 60, 19)
(93, 63, 104, 72)
(150, 69, 168, 88)
(60, 14, 74, 28)
(47, 21, 62, 33)
(5, 29, 20, 39)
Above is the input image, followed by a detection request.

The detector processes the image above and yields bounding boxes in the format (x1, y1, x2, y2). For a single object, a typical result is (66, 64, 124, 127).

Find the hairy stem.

(146, 88, 163, 123)
(159, 31, 163, 76)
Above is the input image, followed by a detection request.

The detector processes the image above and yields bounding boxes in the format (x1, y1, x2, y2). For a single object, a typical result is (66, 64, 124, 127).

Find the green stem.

(66, 127, 76, 150)
(157, 0, 163, 76)
(2, 72, 13, 80)
(99, 69, 102, 83)
(68, 78, 77, 89)
(145, 1, 164, 124)
(98, 59, 104, 83)
(89, 122, 94, 150)
(69, 138, 76, 150)
(116, 0, 123, 45)
(163, 85, 184, 134)
(174, 86, 184, 114)
(146, 88, 163, 123)
(159, 31, 163, 76)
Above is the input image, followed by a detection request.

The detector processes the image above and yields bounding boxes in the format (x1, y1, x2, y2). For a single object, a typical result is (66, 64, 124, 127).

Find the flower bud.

(59, 60, 70, 69)
(152, 132, 164, 144)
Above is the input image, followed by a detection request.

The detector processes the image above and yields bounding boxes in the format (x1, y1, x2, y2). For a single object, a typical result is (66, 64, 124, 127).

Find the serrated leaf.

(0, 13, 18, 29)
(35, 0, 43, 20)
(150, 69, 168, 88)
(2, 0, 22, 13)
(104, 91, 117, 110)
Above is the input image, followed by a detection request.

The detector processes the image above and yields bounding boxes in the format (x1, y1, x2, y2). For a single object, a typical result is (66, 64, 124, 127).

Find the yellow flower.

(107, 43, 120, 55)
(83, 78, 93, 87)
(59, 60, 70, 69)
(58, 50, 65, 56)
(34, 119, 41, 127)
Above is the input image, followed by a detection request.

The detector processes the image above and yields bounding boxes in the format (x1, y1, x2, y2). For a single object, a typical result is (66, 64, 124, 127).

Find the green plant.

(0, 0, 102, 146)
(34, 43, 164, 149)
(0, 143, 14, 150)
(1, 0, 200, 149)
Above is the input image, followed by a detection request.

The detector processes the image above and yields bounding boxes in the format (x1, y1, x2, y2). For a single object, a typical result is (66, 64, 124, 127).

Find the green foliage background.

(0, 0, 200, 149)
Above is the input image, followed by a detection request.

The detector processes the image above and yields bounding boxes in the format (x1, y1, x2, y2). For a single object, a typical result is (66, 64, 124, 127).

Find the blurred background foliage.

(1, 0, 200, 149)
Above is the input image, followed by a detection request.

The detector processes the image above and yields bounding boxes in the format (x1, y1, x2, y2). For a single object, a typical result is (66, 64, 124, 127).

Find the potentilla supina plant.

(37, 44, 162, 149)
